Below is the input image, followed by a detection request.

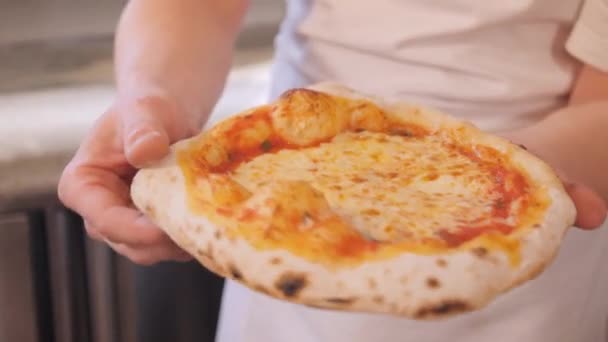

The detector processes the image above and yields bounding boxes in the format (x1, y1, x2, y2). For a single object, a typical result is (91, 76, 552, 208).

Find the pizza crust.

(131, 82, 576, 319)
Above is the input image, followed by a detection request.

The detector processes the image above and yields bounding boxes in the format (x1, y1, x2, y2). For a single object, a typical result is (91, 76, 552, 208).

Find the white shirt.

(216, 1, 608, 341)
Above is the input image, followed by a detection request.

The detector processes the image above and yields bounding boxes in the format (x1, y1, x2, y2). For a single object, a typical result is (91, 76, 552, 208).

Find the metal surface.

(0, 213, 41, 342)
(45, 207, 93, 342)
(86, 238, 126, 342)
(1, 202, 225, 342)
(28, 210, 55, 342)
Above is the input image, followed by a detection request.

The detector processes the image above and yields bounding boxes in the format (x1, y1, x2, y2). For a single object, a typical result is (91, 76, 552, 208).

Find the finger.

(121, 98, 172, 167)
(107, 239, 192, 265)
(564, 183, 607, 230)
(94, 205, 171, 247)
(60, 166, 170, 246)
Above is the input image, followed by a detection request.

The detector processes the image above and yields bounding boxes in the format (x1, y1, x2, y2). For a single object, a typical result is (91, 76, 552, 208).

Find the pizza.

(131, 82, 576, 319)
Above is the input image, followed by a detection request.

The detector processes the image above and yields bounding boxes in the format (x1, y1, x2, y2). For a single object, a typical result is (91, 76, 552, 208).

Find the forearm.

(114, 0, 248, 123)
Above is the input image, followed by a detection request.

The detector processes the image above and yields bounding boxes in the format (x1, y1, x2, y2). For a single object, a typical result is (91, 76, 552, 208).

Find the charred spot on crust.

(518, 144, 528, 150)
(260, 139, 273, 152)
(390, 128, 412, 137)
(426, 277, 441, 289)
(229, 264, 243, 280)
(325, 297, 356, 305)
(275, 272, 308, 298)
(214, 230, 222, 240)
(494, 198, 506, 209)
(472, 247, 488, 258)
(269, 257, 282, 265)
(415, 300, 470, 318)
(436, 259, 447, 267)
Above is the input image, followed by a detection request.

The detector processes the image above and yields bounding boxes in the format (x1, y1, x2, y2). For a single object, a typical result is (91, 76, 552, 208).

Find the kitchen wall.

(0, 0, 283, 44)
(0, 0, 127, 44)
(0, 0, 284, 92)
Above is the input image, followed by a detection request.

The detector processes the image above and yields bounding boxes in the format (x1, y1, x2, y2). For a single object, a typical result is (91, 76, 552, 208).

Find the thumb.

(121, 100, 172, 167)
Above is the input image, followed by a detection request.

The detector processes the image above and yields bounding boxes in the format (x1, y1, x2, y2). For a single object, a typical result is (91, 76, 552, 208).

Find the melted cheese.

(178, 88, 549, 267)
(233, 132, 516, 243)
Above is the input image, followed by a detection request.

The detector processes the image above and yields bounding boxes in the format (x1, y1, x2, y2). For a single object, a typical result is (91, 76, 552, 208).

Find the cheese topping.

(178, 89, 549, 267)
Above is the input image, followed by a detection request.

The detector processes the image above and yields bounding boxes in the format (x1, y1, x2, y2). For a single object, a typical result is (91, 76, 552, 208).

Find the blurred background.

(0, 0, 284, 341)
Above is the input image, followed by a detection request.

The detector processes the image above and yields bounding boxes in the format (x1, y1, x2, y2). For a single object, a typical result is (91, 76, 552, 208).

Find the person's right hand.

(58, 95, 200, 265)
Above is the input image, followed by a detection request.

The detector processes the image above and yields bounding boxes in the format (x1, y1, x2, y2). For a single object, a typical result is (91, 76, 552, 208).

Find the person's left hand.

(555, 176, 606, 230)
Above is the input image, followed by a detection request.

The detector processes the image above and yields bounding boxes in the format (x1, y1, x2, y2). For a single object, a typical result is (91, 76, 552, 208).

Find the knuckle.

(127, 252, 158, 266)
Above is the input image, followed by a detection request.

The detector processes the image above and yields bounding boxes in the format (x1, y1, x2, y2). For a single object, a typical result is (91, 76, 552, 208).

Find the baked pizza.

(131, 83, 576, 319)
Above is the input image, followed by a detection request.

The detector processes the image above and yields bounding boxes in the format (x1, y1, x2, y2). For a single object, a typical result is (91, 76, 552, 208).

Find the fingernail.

(128, 130, 162, 149)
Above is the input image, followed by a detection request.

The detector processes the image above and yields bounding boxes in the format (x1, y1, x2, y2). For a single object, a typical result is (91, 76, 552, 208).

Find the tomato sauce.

(335, 234, 379, 257)
(196, 106, 431, 175)
(439, 223, 514, 247)
(180, 104, 536, 261)
(436, 144, 530, 246)
(208, 110, 294, 173)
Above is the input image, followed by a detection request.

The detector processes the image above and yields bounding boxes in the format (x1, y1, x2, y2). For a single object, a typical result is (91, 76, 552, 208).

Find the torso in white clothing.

(216, 1, 608, 341)
(270, 0, 584, 132)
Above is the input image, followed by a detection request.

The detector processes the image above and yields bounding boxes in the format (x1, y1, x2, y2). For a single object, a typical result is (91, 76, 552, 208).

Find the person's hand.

(556, 176, 606, 230)
(58, 95, 199, 265)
